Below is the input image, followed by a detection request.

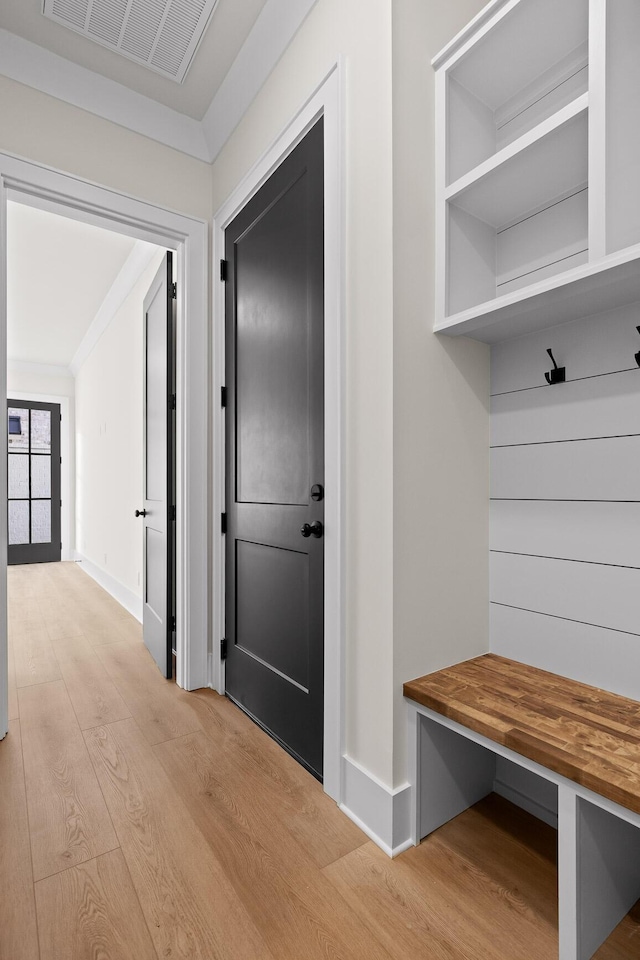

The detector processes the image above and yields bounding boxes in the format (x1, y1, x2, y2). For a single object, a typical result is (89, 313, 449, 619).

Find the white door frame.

(0, 152, 209, 738)
(212, 62, 345, 803)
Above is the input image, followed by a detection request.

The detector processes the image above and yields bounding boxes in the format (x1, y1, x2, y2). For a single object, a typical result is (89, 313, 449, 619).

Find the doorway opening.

(6, 200, 176, 678)
(0, 153, 209, 738)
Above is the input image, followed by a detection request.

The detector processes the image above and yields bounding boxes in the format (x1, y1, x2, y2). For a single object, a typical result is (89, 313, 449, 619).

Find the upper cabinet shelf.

(434, 0, 640, 342)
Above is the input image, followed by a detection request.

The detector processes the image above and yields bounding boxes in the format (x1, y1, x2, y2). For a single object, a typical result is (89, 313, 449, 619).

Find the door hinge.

(170, 393, 176, 410)
(171, 615, 176, 632)
(221, 386, 227, 407)
(170, 282, 177, 299)
(221, 637, 228, 660)
(220, 259, 228, 282)
(221, 512, 227, 534)
(170, 504, 176, 521)
(60, 499, 62, 507)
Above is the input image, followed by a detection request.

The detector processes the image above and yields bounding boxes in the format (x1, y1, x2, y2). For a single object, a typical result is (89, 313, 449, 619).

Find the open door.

(139, 252, 175, 678)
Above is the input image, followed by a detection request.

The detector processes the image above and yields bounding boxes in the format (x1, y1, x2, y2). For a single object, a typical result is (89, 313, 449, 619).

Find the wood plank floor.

(1, 561, 637, 958)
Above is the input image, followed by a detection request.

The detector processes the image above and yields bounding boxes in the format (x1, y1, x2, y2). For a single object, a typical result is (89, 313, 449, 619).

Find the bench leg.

(558, 784, 579, 960)
(415, 713, 495, 841)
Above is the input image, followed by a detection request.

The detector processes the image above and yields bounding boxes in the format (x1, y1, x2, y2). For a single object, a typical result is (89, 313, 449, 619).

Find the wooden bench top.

(404, 654, 640, 817)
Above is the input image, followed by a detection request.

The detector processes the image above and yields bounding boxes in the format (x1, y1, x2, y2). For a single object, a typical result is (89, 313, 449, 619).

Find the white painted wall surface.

(75, 249, 165, 603)
(0, 76, 213, 223)
(391, 0, 490, 786)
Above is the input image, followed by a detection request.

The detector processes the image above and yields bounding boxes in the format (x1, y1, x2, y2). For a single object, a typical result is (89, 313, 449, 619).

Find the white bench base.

(407, 701, 640, 960)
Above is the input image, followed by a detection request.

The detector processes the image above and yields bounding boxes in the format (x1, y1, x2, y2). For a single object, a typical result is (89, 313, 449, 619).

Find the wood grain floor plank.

(8, 633, 19, 720)
(154, 730, 390, 960)
(85, 719, 275, 960)
(324, 795, 558, 960)
(35, 849, 156, 960)
(95, 641, 202, 744)
(0, 720, 41, 960)
(19, 680, 118, 881)
(189, 689, 366, 867)
(52, 635, 96, 663)
(11, 617, 62, 688)
(57, 654, 132, 730)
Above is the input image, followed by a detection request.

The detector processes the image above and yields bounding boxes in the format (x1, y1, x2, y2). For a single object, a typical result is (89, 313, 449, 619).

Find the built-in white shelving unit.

(434, 0, 640, 343)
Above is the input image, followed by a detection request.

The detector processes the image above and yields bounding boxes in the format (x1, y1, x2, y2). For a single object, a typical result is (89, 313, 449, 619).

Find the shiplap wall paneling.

(490, 501, 640, 569)
(490, 552, 639, 638)
(491, 604, 640, 702)
(490, 304, 640, 698)
(491, 437, 640, 501)
(490, 299, 640, 394)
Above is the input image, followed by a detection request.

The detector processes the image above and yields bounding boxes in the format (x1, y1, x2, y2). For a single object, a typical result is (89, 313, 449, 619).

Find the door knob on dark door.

(301, 520, 323, 539)
(135, 509, 147, 518)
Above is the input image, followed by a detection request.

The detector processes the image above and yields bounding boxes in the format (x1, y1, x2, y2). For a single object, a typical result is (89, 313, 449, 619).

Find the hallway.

(0, 561, 576, 960)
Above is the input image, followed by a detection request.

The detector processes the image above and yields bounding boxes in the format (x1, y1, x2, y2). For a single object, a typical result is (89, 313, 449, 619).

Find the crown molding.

(8, 359, 72, 379)
(0, 29, 210, 162)
(70, 240, 159, 376)
(201, 0, 318, 162)
(0, 0, 319, 165)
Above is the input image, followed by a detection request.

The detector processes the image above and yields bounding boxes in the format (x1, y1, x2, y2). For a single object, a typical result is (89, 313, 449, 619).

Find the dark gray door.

(140, 252, 175, 678)
(7, 399, 61, 565)
(225, 118, 325, 779)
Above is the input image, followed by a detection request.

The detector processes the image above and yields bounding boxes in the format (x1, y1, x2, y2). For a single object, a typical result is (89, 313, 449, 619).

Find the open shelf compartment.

(446, 104, 588, 317)
(446, 0, 588, 184)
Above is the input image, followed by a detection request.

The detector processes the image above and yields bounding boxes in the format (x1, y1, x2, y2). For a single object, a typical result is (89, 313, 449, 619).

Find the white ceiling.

(0, 0, 267, 120)
(7, 202, 140, 367)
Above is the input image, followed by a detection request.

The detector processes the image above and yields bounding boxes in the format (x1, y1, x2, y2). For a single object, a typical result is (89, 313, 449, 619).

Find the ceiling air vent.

(42, 0, 220, 83)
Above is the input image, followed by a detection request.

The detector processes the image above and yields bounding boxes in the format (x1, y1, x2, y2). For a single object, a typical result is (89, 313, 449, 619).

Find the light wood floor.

(1, 561, 638, 959)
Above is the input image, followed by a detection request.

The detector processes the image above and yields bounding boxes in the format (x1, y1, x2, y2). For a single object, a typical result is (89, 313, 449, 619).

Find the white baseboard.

(73, 551, 142, 622)
(340, 755, 412, 858)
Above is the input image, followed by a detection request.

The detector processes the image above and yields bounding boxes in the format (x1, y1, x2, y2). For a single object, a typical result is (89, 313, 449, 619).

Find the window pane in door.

(8, 454, 29, 498)
(31, 456, 51, 498)
(31, 410, 51, 453)
(8, 501, 29, 544)
(7, 408, 29, 452)
(31, 500, 51, 544)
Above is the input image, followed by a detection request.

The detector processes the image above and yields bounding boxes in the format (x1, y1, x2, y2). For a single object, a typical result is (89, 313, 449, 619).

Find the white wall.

(75, 249, 165, 607)
(7, 365, 76, 560)
(391, 0, 490, 786)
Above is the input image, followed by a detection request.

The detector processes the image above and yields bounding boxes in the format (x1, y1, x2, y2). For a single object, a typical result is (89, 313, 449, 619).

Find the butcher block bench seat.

(403, 654, 640, 960)
(403, 653, 640, 817)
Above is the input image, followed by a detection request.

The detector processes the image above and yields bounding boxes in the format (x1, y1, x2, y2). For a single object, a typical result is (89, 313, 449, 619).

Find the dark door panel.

(7, 399, 61, 565)
(225, 118, 325, 779)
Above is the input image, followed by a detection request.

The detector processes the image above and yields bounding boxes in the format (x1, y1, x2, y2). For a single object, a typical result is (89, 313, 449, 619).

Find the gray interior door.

(7, 399, 61, 565)
(141, 252, 175, 678)
(225, 118, 325, 779)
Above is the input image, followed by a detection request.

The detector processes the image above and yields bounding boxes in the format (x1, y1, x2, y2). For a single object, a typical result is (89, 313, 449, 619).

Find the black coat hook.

(635, 326, 640, 368)
(545, 348, 565, 385)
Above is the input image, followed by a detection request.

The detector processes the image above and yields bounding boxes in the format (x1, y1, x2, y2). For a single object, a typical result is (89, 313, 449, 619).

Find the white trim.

(73, 551, 143, 621)
(340, 755, 413, 858)
(201, 0, 318, 162)
(0, 2, 319, 163)
(211, 61, 345, 804)
(70, 239, 159, 375)
(7, 359, 72, 379)
(431, 0, 515, 70)
(8, 390, 74, 562)
(0, 29, 210, 163)
(0, 150, 209, 740)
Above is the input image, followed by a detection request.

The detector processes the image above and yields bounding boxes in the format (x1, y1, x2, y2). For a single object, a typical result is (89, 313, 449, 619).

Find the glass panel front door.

(7, 399, 61, 564)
